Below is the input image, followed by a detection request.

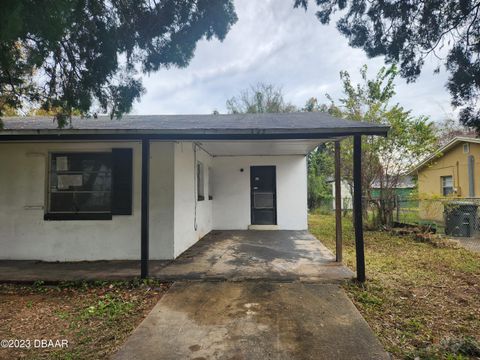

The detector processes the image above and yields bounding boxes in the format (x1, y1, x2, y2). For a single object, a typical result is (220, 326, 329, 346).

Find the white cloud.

(133, 0, 455, 122)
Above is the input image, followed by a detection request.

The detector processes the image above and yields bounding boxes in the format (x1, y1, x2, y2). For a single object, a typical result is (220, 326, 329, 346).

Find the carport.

(0, 113, 388, 282)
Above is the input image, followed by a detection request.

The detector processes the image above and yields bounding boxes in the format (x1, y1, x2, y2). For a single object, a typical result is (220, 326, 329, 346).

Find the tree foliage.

(302, 97, 335, 209)
(307, 144, 334, 210)
(295, 0, 480, 132)
(226, 83, 297, 114)
(326, 65, 438, 227)
(0, 0, 237, 127)
(433, 117, 477, 147)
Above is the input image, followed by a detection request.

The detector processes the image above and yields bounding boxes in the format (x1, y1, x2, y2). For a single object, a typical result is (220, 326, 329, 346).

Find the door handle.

(253, 187, 259, 190)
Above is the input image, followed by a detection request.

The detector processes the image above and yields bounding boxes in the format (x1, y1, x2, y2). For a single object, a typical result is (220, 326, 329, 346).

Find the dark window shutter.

(112, 148, 133, 215)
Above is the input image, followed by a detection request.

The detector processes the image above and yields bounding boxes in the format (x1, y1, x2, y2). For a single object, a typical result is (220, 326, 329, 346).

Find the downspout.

(468, 155, 475, 197)
(193, 143, 198, 231)
(456, 161, 460, 196)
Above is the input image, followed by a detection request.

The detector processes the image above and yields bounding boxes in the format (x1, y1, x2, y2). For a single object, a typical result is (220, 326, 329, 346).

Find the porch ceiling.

(198, 139, 333, 156)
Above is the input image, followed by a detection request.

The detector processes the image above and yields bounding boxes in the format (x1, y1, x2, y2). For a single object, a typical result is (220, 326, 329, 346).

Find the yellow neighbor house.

(410, 137, 480, 222)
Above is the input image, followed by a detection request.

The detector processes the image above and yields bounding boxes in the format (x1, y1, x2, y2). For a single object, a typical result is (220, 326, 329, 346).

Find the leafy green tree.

(226, 83, 297, 114)
(307, 144, 334, 210)
(302, 97, 335, 210)
(0, 0, 237, 127)
(295, 0, 480, 132)
(326, 65, 437, 227)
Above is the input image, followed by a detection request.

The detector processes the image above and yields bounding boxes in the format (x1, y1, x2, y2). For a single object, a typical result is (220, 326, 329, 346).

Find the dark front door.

(250, 166, 277, 225)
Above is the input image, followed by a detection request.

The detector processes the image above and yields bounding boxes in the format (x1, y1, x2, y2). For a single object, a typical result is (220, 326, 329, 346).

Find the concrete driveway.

(0, 231, 352, 283)
(111, 232, 388, 359)
(113, 282, 389, 360)
(153, 230, 353, 282)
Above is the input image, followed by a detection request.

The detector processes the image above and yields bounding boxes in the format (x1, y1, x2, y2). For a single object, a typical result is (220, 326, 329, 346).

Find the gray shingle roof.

(0, 112, 388, 137)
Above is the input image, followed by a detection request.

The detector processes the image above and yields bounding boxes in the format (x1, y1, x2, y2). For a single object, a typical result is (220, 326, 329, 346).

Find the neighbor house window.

(197, 161, 205, 201)
(463, 143, 470, 154)
(208, 167, 213, 200)
(441, 176, 454, 196)
(45, 150, 133, 220)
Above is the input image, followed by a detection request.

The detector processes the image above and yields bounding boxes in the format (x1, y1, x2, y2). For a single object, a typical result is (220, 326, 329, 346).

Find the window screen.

(197, 161, 204, 201)
(441, 176, 454, 196)
(48, 153, 112, 214)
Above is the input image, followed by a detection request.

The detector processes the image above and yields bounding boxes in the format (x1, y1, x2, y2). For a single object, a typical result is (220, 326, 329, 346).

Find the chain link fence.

(395, 196, 480, 252)
(325, 195, 480, 252)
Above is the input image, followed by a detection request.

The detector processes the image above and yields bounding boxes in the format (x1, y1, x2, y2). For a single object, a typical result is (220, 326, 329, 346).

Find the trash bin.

(444, 202, 479, 237)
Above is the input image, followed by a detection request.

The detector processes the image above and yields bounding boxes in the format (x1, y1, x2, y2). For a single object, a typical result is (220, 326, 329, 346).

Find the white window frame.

(441, 175, 454, 196)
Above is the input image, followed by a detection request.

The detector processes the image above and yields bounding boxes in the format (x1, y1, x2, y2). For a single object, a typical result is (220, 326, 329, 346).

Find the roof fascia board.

(0, 130, 387, 142)
(409, 137, 480, 174)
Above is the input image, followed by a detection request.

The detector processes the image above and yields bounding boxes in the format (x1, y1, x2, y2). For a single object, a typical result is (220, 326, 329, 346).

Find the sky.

(133, 0, 455, 122)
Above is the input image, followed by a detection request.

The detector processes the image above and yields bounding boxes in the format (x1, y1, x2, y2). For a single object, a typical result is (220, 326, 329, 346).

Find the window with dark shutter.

(112, 148, 133, 215)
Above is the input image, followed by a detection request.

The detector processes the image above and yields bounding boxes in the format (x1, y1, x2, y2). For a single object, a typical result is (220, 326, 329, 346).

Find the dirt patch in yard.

(309, 213, 480, 360)
(0, 280, 170, 360)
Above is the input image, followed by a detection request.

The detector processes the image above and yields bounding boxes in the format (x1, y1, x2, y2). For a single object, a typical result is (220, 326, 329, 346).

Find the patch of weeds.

(406, 337, 480, 360)
(32, 280, 51, 293)
(33, 280, 45, 287)
(452, 256, 480, 273)
(404, 318, 424, 333)
(81, 294, 134, 321)
(93, 280, 109, 287)
(57, 281, 81, 289)
(345, 281, 384, 307)
(355, 291, 383, 306)
(55, 310, 70, 320)
(441, 337, 480, 357)
(26, 300, 33, 309)
(444, 354, 469, 360)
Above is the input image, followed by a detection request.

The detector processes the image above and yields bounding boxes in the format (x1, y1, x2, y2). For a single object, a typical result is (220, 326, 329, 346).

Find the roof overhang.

(0, 113, 389, 142)
(0, 127, 388, 140)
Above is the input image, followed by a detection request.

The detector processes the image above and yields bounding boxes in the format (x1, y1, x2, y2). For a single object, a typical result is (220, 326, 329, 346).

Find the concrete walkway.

(113, 282, 389, 360)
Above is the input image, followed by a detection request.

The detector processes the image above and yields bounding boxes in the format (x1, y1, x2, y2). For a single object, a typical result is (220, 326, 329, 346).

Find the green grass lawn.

(309, 213, 480, 360)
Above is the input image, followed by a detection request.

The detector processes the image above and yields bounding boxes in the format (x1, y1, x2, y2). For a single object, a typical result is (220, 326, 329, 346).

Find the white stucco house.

(0, 113, 387, 277)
